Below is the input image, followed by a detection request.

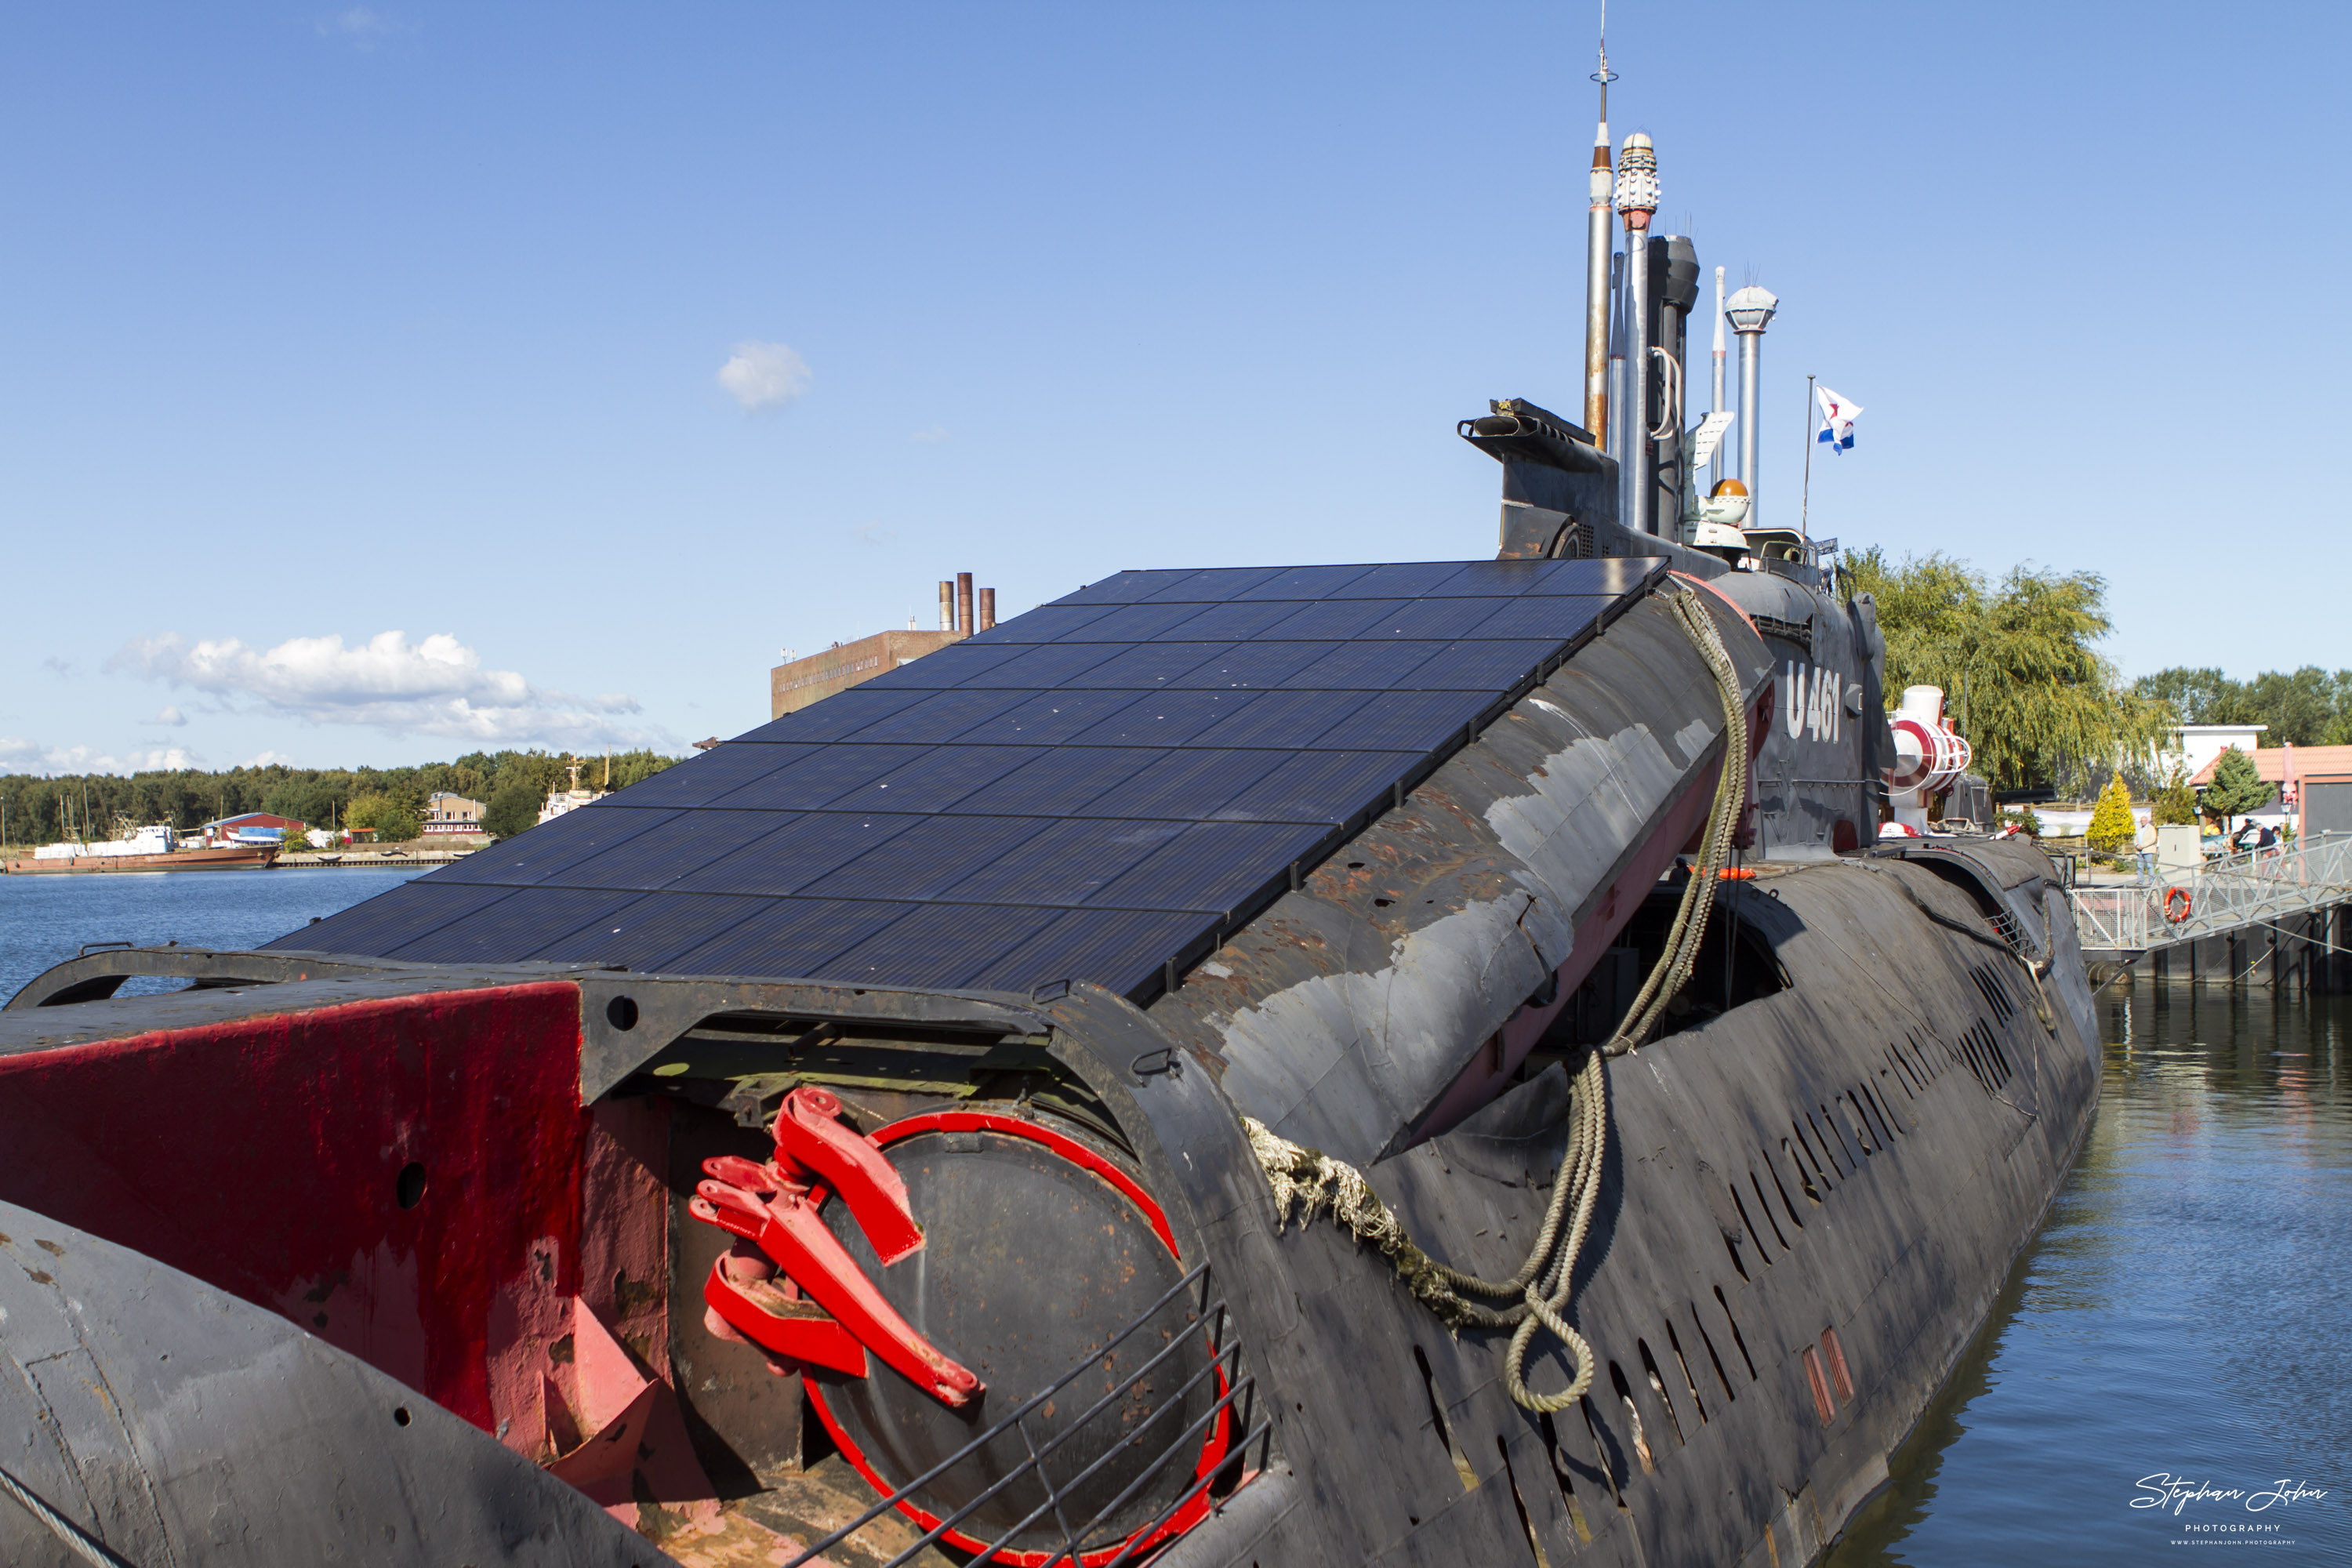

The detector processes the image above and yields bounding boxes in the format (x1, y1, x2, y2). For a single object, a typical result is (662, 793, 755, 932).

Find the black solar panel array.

(273, 557, 1664, 999)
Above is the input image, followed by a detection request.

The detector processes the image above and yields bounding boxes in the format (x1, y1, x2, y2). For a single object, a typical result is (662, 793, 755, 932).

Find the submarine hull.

(0, 550, 2098, 1567)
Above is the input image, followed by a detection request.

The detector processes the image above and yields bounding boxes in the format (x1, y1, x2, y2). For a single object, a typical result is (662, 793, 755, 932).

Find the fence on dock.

(2068, 833, 2352, 959)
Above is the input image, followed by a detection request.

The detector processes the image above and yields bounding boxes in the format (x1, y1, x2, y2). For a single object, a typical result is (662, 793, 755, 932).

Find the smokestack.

(938, 580, 955, 631)
(1584, 51, 1615, 439)
(956, 572, 975, 637)
(1726, 285, 1778, 528)
(978, 587, 996, 630)
(1615, 133, 1659, 534)
(1709, 266, 1727, 492)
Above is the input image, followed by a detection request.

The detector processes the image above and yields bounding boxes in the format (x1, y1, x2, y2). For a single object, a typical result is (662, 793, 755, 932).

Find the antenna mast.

(1583, 7, 1616, 440)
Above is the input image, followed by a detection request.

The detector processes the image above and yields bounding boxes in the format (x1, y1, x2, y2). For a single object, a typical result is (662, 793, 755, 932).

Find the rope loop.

(1242, 584, 1751, 1412)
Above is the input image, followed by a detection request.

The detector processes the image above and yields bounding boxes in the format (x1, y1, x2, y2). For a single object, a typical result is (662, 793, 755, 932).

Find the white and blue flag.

(1815, 385, 1862, 453)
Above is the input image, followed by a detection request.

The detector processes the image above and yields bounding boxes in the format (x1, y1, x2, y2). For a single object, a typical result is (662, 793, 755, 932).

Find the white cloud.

(241, 750, 300, 768)
(107, 629, 671, 748)
(717, 341, 811, 411)
(910, 425, 949, 445)
(42, 657, 74, 680)
(321, 7, 399, 49)
(0, 739, 200, 776)
(855, 521, 898, 547)
(146, 706, 187, 728)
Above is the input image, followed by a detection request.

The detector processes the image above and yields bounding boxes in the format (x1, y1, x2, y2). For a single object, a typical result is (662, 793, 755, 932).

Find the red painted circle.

(803, 1109, 1229, 1566)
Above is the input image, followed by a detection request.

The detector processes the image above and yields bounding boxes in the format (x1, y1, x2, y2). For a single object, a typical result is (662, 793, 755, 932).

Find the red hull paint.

(0, 983, 586, 1432)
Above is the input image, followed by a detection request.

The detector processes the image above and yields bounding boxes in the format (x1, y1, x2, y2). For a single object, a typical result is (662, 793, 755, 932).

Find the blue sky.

(3, 2, 2345, 774)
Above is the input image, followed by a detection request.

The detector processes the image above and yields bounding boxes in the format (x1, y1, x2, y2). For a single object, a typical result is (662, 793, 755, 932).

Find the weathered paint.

(1149, 587, 1775, 1167)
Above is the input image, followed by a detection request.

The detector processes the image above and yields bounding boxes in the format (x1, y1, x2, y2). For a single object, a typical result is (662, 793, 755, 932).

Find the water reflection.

(1826, 978, 2352, 1565)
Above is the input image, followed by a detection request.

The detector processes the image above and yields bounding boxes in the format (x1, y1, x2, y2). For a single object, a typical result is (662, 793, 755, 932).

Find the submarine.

(0, 78, 2096, 1568)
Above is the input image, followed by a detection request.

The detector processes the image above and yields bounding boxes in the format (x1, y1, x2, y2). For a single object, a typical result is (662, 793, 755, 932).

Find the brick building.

(768, 571, 998, 720)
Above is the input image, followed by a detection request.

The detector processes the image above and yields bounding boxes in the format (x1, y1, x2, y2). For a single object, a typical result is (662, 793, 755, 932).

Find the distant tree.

(2201, 746, 2271, 831)
(2151, 764, 2199, 827)
(483, 779, 541, 839)
(344, 789, 422, 844)
(1847, 549, 2172, 795)
(2085, 778, 2136, 856)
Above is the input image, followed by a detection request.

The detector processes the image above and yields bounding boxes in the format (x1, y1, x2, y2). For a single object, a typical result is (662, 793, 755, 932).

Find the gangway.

(2069, 833, 2352, 986)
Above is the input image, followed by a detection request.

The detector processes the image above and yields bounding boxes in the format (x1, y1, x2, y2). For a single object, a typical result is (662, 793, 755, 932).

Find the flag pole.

(1800, 372, 1816, 541)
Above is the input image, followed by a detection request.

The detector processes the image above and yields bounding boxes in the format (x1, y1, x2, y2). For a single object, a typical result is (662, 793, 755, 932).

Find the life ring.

(2164, 887, 2192, 924)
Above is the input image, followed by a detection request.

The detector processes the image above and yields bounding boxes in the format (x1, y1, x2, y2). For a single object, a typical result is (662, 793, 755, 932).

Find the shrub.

(2085, 778, 2136, 855)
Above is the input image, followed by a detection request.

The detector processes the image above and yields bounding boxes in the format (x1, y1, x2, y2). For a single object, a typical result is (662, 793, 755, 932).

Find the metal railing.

(786, 1262, 1271, 1568)
(2067, 833, 2352, 955)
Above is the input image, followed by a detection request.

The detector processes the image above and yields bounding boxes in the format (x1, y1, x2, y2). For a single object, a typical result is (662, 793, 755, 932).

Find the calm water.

(0, 867, 416, 1002)
(4, 877, 2346, 1559)
(1828, 977, 2352, 1563)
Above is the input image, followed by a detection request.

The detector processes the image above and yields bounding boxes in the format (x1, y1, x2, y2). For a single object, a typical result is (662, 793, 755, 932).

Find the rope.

(1243, 587, 1751, 1413)
(0, 1464, 135, 1567)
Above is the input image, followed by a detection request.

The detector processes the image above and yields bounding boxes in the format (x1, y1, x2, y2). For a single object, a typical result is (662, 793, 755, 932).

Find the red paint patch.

(0, 983, 583, 1432)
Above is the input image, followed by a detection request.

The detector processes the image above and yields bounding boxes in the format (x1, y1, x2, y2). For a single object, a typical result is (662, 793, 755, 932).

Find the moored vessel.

(5, 824, 277, 875)
(0, 48, 2096, 1568)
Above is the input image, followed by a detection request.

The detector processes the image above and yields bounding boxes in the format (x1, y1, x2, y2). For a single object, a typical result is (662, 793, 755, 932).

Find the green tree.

(2151, 764, 2199, 827)
(1847, 549, 2172, 795)
(2202, 746, 2270, 831)
(344, 789, 421, 844)
(2085, 778, 2136, 855)
(482, 779, 542, 839)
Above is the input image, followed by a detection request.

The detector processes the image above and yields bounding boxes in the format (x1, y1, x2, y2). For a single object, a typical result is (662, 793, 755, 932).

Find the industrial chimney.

(1725, 284, 1778, 528)
(1614, 133, 1660, 534)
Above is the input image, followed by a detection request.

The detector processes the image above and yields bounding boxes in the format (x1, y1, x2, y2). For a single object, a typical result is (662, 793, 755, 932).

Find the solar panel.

(815, 902, 1067, 992)
(736, 689, 930, 744)
(706, 746, 924, 811)
(659, 897, 915, 979)
(389, 888, 641, 966)
(269, 554, 1668, 1001)
(525, 892, 772, 970)
(949, 690, 1156, 745)
(942, 747, 1161, 816)
(1055, 643, 1236, 690)
(792, 815, 1055, 902)
(430, 806, 683, 884)
(1070, 748, 1288, 820)
(667, 813, 925, 896)
(609, 745, 807, 808)
(533, 809, 798, 892)
(1065, 689, 1261, 747)
(822, 745, 1048, 815)
(1281, 641, 1448, 691)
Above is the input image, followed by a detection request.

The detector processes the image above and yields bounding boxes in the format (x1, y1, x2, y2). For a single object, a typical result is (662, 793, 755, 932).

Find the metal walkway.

(2068, 833, 2352, 972)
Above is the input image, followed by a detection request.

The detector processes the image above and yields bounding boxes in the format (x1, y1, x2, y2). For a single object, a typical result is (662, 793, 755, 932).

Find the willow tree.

(1846, 549, 2171, 795)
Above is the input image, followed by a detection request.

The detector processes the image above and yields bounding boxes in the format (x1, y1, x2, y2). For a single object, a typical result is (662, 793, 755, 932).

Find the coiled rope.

(1246, 587, 1751, 1413)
